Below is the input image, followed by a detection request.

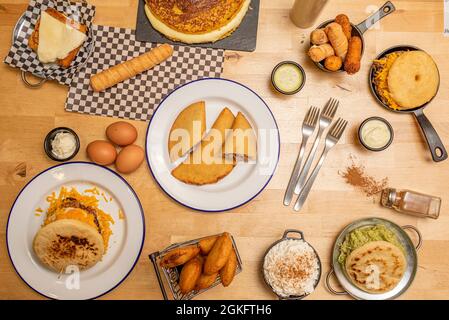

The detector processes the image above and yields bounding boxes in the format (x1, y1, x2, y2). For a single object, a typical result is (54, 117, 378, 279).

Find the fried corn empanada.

(159, 245, 200, 268)
(195, 272, 218, 291)
(179, 256, 202, 294)
(220, 250, 237, 287)
(199, 236, 219, 255)
(171, 107, 235, 185)
(204, 232, 233, 275)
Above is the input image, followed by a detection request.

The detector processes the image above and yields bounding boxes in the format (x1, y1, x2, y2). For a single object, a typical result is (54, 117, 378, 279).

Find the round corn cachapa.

(33, 219, 105, 272)
(387, 51, 439, 109)
(345, 241, 406, 294)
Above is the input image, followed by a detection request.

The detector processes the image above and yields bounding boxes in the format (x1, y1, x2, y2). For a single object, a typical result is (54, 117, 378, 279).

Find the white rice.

(263, 239, 319, 298)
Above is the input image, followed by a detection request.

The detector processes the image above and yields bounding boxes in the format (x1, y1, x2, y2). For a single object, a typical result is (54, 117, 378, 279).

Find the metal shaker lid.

(381, 188, 396, 208)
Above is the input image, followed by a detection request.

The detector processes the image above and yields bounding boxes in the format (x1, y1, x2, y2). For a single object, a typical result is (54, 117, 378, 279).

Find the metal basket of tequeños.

(325, 217, 422, 300)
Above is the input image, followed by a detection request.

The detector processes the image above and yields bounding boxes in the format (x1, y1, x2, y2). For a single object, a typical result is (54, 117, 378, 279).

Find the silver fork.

(293, 118, 348, 211)
(294, 98, 339, 195)
(283, 106, 320, 206)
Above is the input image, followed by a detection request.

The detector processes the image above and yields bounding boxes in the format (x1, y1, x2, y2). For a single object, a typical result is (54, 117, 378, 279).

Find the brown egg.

(115, 145, 145, 174)
(86, 140, 117, 165)
(106, 121, 138, 146)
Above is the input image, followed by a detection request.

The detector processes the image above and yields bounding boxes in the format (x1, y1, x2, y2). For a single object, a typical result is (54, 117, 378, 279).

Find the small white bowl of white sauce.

(44, 127, 80, 161)
(271, 61, 306, 95)
(358, 117, 394, 151)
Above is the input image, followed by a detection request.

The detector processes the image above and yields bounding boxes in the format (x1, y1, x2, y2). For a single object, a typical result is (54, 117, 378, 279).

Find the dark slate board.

(135, 0, 259, 52)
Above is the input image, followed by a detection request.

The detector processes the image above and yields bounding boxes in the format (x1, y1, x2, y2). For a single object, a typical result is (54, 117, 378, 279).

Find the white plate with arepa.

(145, 78, 280, 212)
(6, 162, 145, 300)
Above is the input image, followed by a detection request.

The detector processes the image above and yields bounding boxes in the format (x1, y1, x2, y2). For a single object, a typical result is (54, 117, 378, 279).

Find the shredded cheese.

(373, 51, 403, 110)
(44, 186, 114, 249)
(84, 186, 100, 195)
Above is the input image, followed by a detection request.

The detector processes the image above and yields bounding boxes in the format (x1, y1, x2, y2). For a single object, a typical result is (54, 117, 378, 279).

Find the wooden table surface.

(1, 0, 449, 300)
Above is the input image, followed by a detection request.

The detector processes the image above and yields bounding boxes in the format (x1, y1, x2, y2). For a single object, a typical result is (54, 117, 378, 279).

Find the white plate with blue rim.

(145, 78, 280, 212)
(6, 162, 145, 300)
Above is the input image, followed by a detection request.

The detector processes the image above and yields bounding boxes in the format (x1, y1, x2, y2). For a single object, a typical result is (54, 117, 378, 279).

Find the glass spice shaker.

(381, 188, 441, 219)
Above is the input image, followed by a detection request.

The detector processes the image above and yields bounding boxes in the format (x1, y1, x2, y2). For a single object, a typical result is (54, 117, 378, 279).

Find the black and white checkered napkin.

(65, 25, 225, 121)
(3, 0, 96, 86)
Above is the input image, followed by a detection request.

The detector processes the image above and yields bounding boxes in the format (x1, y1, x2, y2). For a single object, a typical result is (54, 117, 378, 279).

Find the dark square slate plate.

(135, 0, 260, 52)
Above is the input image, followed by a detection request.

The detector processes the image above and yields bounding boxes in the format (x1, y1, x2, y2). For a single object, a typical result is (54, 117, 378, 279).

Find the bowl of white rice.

(263, 229, 321, 299)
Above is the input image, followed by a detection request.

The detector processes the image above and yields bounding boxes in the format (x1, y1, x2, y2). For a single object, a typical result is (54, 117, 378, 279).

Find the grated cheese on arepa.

(44, 186, 114, 250)
(373, 51, 403, 110)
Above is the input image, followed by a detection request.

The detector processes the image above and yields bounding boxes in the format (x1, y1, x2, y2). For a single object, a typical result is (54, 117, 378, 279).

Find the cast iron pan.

(313, 1, 395, 73)
(262, 230, 321, 300)
(369, 45, 448, 162)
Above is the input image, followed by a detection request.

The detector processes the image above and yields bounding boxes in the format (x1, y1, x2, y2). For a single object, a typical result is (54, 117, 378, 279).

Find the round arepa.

(33, 219, 105, 272)
(387, 50, 439, 109)
(345, 241, 406, 294)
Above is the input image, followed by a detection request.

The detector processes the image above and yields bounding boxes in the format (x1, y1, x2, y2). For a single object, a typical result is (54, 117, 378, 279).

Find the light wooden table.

(1, 0, 448, 300)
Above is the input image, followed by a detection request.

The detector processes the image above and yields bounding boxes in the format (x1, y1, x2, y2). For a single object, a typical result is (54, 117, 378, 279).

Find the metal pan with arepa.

(325, 217, 422, 300)
(369, 45, 447, 162)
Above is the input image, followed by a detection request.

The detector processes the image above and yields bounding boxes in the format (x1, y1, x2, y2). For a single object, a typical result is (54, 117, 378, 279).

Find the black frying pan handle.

(356, 1, 396, 34)
(413, 109, 448, 162)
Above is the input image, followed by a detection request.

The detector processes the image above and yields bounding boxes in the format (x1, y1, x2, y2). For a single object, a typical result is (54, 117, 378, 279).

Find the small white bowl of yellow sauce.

(271, 61, 306, 95)
(358, 117, 394, 151)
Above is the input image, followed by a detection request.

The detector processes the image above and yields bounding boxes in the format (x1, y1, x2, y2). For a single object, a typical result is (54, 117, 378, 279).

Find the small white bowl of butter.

(358, 117, 394, 151)
(44, 127, 80, 161)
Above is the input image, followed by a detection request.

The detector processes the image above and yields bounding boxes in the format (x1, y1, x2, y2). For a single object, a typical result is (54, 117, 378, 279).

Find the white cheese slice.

(37, 11, 87, 64)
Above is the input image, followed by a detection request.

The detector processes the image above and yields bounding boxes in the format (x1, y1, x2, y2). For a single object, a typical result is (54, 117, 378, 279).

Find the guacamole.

(338, 224, 403, 265)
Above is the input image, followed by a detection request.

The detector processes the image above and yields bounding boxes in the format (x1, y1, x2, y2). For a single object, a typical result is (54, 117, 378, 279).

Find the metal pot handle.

(412, 109, 448, 162)
(402, 225, 423, 251)
(282, 229, 304, 240)
(356, 1, 396, 34)
(325, 268, 348, 295)
(21, 71, 46, 88)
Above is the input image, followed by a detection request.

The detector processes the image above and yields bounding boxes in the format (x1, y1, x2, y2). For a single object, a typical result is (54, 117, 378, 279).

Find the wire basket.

(149, 233, 243, 300)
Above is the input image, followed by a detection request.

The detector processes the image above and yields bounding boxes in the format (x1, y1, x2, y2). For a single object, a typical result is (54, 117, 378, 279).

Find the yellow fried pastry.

(220, 250, 237, 287)
(195, 272, 218, 291)
(171, 160, 235, 185)
(171, 107, 235, 185)
(159, 245, 200, 268)
(224, 112, 257, 160)
(168, 101, 206, 162)
(199, 235, 219, 255)
(204, 232, 233, 275)
(179, 256, 203, 294)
